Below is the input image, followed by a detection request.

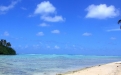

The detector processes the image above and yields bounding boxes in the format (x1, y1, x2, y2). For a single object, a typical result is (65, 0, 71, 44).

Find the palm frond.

(118, 19, 121, 24)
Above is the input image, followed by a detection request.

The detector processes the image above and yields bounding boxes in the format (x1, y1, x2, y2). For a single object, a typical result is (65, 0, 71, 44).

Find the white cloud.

(110, 37, 116, 40)
(0, 0, 20, 14)
(106, 28, 121, 32)
(82, 32, 92, 36)
(34, 1, 56, 15)
(54, 45, 60, 49)
(36, 32, 44, 36)
(51, 30, 60, 34)
(34, 1, 64, 22)
(3, 31, 9, 36)
(85, 4, 119, 19)
(39, 23, 49, 27)
(41, 15, 64, 22)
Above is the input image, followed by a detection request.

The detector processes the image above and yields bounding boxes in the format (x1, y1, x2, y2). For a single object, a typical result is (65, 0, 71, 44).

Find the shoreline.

(57, 61, 121, 75)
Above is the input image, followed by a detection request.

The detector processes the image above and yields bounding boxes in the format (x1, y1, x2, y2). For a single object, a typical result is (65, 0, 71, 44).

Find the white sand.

(57, 61, 121, 75)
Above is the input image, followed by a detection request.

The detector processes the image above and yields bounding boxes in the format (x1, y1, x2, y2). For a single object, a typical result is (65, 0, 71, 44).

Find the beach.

(0, 55, 121, 75)
(57, 61, 121, 75)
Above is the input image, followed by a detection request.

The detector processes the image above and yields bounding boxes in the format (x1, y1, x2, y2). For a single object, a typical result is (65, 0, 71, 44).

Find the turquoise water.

(0, 54, 121, 75)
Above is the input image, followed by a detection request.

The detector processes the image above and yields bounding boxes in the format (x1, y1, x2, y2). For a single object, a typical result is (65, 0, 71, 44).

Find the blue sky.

(0, 0, 121, 55)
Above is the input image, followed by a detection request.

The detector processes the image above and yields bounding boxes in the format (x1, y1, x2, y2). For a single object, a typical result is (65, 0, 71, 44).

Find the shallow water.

(0, 54, 121, 75)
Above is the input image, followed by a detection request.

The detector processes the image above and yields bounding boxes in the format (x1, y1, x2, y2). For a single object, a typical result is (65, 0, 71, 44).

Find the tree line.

(0, 39, 11, 47)
(0, 39, 16, 55)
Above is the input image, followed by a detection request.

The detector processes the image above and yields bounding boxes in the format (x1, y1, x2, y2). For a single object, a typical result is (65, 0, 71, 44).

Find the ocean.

(0, 54, 121, 75)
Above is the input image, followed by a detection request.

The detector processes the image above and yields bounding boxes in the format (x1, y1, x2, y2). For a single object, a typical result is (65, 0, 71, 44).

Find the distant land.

(0, 39, 16, 55)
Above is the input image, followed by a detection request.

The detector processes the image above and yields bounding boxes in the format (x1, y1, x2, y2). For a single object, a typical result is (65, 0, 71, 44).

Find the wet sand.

(57, 61, 121, 75)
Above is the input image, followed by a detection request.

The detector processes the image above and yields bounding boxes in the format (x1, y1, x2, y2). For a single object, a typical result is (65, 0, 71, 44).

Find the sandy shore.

(57, 61, 121, 75)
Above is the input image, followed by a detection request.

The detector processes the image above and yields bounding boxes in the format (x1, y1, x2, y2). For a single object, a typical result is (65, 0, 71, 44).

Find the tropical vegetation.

(0, 39, 16, 55)
(118, 19, 121, 29)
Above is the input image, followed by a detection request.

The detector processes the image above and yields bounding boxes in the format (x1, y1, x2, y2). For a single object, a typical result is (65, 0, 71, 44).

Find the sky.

(0, 0, 121, 55)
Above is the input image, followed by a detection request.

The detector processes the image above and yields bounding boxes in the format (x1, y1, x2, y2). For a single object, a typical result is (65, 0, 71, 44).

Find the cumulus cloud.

(51, 30, 60, 34)
(54, 45, 60, 49)
(36, 32, 44, 36)
(82, 32, 92, 36)
(0, 0, 20, 14)
(41, 15, 64, 22)
(3, 31, 9, 36)
(39, 23, 49, 27)
(34, 1, 56, 15)
(34, 1, 64, 22)
(106, 28, 121, 32)
(110, 37, 116, 40)
(85, 4, 119, 19)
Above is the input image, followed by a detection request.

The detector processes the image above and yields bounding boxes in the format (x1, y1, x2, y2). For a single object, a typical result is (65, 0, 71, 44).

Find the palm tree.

(118, 19, 121, 29)
(0, 41, 2, 45)
(0, 39, 16, 55)
(1, 39, 4, 45)
(0, 39, 11, 47)
(3, 40, 6, 46)
(6, 42, 11, 47)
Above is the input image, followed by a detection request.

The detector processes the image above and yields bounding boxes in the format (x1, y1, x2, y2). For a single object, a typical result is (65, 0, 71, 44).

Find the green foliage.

(118, 19, 121, 29)
(0, 39, 16, 55)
